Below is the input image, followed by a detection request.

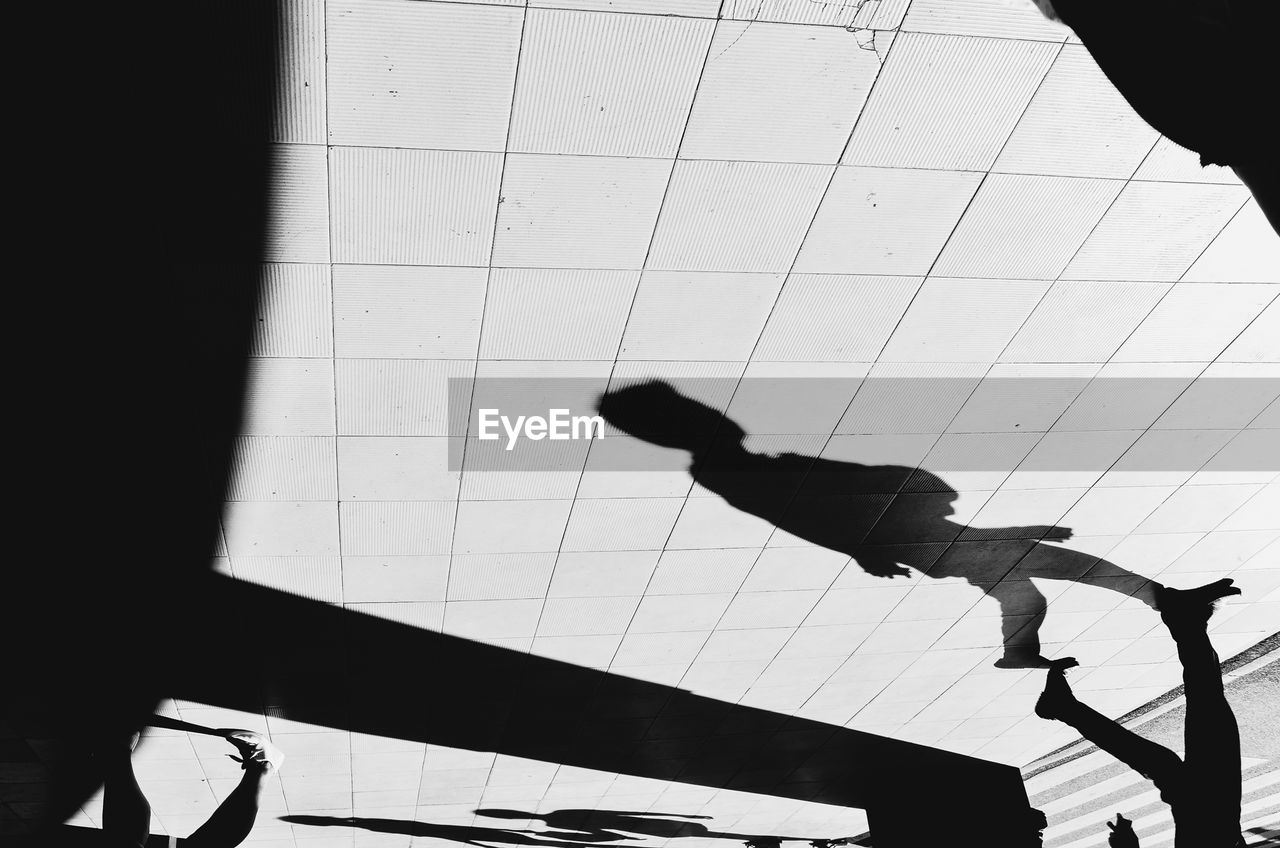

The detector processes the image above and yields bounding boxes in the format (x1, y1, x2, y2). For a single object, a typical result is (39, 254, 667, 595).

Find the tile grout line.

(273, 137, 1250, 189)
(778, 37, 1082, 696)
(317, 0, 349, 836)
(590, 12, 728, 678)
(456, 1, 536, 825)
(443, 1, 533, 658)
(658, 6, 923, 702)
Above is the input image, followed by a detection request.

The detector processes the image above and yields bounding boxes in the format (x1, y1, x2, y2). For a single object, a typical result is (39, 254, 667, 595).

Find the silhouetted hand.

(1107, 814, 1139, 848)
(854, 552, 913, 579)
(860, 561, 911, 581)
(1036, 525, 1073, 542)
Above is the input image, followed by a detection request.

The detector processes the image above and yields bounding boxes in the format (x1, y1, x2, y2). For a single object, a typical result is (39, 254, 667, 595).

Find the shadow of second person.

(598, 380, 1162, 670)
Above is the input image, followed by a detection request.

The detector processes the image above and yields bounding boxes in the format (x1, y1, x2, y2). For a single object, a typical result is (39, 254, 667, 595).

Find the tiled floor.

(37, 0, 1280, 845)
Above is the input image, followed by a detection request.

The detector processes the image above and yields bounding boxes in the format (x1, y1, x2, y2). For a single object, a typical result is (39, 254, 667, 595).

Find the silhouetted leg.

(1036, 666, 1185, 798)
(1157, 580, 1243, 843)
(102, 734, 151, 848)
(987, 579, 1052, 669)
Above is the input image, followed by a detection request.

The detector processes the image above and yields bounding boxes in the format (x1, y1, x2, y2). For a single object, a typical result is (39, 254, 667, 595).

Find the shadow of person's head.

(597, 380, 744, 452)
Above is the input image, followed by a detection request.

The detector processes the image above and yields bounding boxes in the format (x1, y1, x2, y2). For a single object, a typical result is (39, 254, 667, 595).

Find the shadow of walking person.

(598, 380, 1166, 669)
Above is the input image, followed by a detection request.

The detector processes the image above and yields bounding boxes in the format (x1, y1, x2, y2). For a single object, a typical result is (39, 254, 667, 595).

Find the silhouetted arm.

(1018, 525, 1073, 541)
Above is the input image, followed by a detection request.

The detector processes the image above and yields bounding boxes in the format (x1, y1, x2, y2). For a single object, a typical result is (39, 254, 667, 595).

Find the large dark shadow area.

(282, 808, 875, 847)
(1042, 0, 1278, 234)
(5, 0, 277, 841)
(7, 41, 1054, 842)
(598, 381, 1164, 670)
(6, 2, 1268, 846)
(19, 572, 1045, 848)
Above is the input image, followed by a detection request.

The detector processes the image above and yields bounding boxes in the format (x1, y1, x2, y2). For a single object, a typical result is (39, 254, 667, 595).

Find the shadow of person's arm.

(848, 547, 912, 579)
(1023, 525, 1073, 542)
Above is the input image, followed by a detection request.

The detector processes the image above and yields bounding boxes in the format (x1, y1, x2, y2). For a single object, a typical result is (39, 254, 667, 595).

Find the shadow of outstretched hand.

(1036, 525, 1074, 542)
(849, 547, 914, 579)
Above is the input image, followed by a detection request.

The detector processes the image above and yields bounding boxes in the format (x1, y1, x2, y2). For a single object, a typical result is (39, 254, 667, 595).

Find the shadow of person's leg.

(986, 579, 1051, 669)
(1035, 668, 1185, 799)
(102, 734, 151, 848)
(1080, 557, 1160, 609)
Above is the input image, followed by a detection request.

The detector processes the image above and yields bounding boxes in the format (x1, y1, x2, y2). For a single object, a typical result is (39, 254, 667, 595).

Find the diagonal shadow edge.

(163, 574, 1038, 846)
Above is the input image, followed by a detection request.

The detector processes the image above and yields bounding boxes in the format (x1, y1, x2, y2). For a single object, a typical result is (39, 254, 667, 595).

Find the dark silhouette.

(7, 3, 1251, 848)
(1108, 813, 1138, 848)
(8, 0, 278, 842)
(1035, 578, 1247, 848)
(283, 809, 852, 848)
(1033, 0, 1277, 233)
(93, 729, 282, 848)
(597, 381, 1165, 670)
(18, 570, 1046, 848)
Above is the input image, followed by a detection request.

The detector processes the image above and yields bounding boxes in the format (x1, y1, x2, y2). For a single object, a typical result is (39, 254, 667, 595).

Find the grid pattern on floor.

(59, 0, 1280, 845)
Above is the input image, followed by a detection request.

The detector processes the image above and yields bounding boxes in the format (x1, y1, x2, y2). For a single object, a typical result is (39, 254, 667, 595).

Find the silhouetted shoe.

(1034, 661, 1080, 721)
(994, 649, 1058, 669)
(1155, 579, 1240, 629)
(223, 730, 285, 773)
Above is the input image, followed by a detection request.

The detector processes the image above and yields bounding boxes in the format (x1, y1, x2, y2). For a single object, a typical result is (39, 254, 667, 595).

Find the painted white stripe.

(1040, 770, 1149, 817)
(1051, 768, 1279, 848)
(1024, 749, 1118, 797)
(1041, 785, 1162, 840)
